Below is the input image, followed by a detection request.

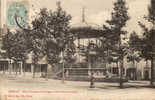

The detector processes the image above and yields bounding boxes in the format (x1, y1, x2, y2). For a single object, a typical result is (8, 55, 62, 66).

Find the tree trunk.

(32, 64, 35, 78)
(46, 64, 48, 81)
(22, 60, 26, 76)
(40, 64, 42, 77)
(135, 61, 137, 80)
(14, 61, 17, 75)
(62, 51, 65, 83)
(117, 61, 119, 76)
(133, 60, 136, 80)
(120, 59, 124, 88)
(3, 65, 5, 74)
(19, 62, 22, 75)
(150, 57, 154, 86)
(15, 62, 19, 76)
(9, 59, 12, 75)
(118, 35, 124, 88)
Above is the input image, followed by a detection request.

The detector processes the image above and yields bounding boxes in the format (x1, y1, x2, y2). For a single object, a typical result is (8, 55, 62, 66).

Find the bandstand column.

(78, 36, 81, 63)
(153, 55, 155, 81)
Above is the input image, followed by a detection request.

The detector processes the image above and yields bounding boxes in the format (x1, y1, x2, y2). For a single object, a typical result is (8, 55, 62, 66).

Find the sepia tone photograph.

(0, 0, 155, 100)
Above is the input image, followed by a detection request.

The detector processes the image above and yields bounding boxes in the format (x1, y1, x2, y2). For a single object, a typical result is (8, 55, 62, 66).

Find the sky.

(28, 0, 150, 36)
(1, 0, 151, 35)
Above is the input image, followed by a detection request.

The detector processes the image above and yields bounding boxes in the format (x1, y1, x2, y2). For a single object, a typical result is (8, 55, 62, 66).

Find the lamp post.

(58, 37, 65, 84)
(62, 51, 65, 83)
(88, 42, 96, 88)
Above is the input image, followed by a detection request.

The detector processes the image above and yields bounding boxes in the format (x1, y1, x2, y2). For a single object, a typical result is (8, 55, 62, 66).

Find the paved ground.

(0, 72, 155, 100)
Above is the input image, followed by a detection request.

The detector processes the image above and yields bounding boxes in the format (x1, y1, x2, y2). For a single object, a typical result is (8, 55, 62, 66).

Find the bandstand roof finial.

(56, 0, 61, 8)
(82, 7, 86, 23)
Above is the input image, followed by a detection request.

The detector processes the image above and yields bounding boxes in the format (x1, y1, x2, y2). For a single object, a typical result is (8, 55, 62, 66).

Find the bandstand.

(64, 9, 118, 81)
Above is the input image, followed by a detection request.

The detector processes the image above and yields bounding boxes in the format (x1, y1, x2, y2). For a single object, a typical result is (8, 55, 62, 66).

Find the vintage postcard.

(0, 0, 155, 100)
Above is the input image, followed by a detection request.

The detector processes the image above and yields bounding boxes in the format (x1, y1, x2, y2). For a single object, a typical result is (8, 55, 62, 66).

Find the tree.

(12, 1, 73, 80)
(98, 36, 117, 68)
(64, 38, 76, 67)
(138, 0, 155, 86)
(127, 31, 142, 80)
(13, 9, 47, 78)
(1, 28, 30, 75)
(29, 2, 73, 80)
(44, 2, 73, 81)
(104, 0, 130, 88)
(29, 8, 50, 78)
(11, 30, 30, 75)
(1, 29, 15, 74)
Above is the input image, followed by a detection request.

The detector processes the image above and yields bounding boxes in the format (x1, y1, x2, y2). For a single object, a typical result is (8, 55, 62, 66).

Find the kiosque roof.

(70, 8, 106, 39)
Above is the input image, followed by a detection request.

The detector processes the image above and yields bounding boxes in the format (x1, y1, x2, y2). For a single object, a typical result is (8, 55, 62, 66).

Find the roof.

(70, 22, 106, 39)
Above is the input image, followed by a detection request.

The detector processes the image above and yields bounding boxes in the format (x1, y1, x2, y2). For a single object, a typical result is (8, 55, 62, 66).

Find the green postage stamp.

(7, 1, 28, 28)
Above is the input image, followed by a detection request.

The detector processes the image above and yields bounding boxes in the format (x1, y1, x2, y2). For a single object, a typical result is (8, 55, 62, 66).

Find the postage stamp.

(7, 1, 28, 28)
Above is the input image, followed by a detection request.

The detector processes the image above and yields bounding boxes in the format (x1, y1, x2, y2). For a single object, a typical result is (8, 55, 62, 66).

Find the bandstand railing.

(64, 68, 107, 77)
